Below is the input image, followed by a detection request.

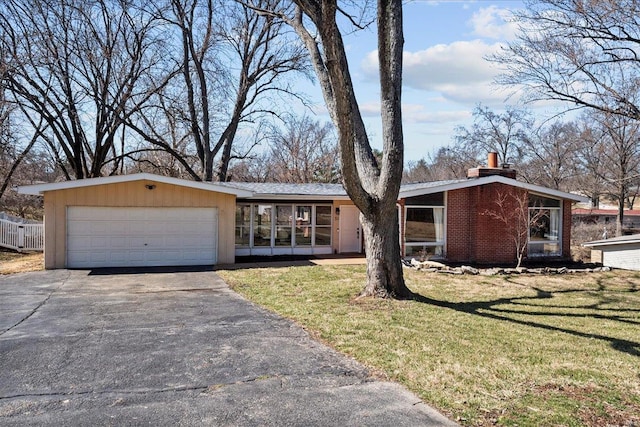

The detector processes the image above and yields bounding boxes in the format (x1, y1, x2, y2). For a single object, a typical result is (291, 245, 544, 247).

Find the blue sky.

(298, 0, 533, 163)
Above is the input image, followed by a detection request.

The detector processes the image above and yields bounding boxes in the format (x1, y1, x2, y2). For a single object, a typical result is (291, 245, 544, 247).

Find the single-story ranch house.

(19, 163, 587, 269)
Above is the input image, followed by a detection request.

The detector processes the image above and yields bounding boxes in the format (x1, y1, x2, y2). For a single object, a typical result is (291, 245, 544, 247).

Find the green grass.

(218, 265, 640, 426)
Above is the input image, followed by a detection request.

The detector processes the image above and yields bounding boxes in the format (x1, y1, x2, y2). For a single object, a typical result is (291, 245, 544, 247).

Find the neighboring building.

(19, 159, 587, 269)
(572, 208, 640, 234)
(583, 234, 640, 271)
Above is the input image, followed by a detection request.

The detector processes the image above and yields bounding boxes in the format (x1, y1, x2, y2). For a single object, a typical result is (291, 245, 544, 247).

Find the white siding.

(601, 244, 640, 271)
(67, 207, 218, 268)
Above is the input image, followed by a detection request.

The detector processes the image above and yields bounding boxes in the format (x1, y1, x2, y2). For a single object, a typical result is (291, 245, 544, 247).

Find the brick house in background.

(19, 154, 587, 269)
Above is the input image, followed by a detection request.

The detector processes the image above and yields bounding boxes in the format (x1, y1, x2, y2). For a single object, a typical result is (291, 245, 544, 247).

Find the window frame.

(403, 204, 446, 259)
(235, 202, 333, 252)
(528, 193, 562, 257)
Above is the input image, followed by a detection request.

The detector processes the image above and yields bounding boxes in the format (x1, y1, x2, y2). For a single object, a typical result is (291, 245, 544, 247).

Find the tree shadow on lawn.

(412, 278, 640, 357)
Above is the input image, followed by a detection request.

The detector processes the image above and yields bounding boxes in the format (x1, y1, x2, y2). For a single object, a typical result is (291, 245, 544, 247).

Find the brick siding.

(445, 183, 572, 265)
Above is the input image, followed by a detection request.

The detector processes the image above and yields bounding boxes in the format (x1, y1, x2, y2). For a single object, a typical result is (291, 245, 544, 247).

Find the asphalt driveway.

(0, 269, 455, 426)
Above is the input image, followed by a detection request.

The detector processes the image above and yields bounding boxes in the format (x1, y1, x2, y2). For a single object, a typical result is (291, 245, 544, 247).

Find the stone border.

(404, 259, 612, 275)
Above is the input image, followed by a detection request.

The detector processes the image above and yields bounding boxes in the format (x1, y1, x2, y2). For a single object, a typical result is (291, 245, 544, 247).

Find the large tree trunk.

(360, 205, 410, 298)
(288, 0, 412, 299)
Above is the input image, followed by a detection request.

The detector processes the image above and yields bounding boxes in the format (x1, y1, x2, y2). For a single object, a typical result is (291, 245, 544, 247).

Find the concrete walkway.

(0, 269, 455, 426)
(218, 255, 368, 270)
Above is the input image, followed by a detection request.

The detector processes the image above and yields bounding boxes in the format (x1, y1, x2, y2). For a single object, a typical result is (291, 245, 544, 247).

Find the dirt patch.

(0, 249, 44, 274)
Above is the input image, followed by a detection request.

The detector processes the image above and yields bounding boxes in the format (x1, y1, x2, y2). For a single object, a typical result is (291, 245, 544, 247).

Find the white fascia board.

(238, 194, 351, 201)
(399, 175, 589, 203)
(583, 239, 640, 248)
(17, 173, 254, 197)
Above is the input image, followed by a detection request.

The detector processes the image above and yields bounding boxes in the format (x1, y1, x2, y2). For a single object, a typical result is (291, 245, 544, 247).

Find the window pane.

(528, 242, 560, 256)
(316, 206, 332, 225)
(235, 204, 251, 246)
(529, 194, 560, 207)
(295, 206, 312, 246)
(529, 207, 561, 256)
(275, 205, 292, 246)
(530, 208, 560, 241)
(405, 208, 444, 243)
(315, 226, 331, 246)
(405, 192, 444, 206)
(253, 204, 272, 246)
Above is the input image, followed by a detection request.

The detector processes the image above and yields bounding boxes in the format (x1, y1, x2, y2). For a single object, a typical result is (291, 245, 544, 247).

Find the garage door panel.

(66, 207, 218, 268)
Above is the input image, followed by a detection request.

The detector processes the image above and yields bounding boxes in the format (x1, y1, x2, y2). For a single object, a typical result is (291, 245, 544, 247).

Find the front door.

(339, 205, 361, 253)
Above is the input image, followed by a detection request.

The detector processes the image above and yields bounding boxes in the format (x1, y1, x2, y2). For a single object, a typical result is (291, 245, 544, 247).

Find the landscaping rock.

(409, 258, 448, 270)
(461, 265, 479, 275)
(407, 259, 610, 276)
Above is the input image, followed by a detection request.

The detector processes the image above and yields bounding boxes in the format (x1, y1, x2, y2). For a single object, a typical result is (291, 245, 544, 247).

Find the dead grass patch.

(0, 249, 44, 274)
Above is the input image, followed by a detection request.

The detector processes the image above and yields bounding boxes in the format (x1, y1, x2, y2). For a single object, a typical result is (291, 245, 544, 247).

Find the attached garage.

(66, 207, 218, 268)
(18, 173, 252, 269)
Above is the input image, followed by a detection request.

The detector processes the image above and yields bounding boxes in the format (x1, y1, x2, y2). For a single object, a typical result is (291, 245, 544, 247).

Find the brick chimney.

(467, 152, 517, 179)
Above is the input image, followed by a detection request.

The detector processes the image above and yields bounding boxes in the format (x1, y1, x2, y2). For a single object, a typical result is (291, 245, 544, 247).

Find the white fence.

(0, 218, 44, 251)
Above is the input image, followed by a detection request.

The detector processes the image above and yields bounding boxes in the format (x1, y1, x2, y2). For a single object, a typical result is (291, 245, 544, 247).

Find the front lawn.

(218, 265, 640, 426)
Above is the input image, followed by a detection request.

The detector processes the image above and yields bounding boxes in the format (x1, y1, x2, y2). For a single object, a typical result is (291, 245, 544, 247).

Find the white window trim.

(528, 204, 562, 257)
(403, 204, 446, 257)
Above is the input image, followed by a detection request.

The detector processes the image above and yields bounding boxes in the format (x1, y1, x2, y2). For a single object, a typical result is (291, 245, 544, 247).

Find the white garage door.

(67, 207, 218, 268)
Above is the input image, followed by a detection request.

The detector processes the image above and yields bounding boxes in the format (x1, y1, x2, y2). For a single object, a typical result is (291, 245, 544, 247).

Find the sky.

(295, 0, 540, 163)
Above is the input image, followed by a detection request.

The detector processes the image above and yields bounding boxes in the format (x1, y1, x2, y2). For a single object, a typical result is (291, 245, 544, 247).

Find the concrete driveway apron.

(0, 269, 455, 426)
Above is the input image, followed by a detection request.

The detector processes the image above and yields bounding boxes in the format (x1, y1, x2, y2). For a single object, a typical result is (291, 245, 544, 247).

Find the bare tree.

(0, 0, 172, 179)
(150, 0, 309, 182)
(226, 152, 272, 182)
(519, 120, 579, 190)
(494, 0, 640, 121)
(588, 110, 640, 236)
(264, 115, 339, 183)
(402, 159, 431, 183)
(257, 0, 411, 298)
(454, 104, 532, 166)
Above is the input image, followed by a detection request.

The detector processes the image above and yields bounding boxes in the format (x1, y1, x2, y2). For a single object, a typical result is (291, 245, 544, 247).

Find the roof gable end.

(399, 175, 589, 203)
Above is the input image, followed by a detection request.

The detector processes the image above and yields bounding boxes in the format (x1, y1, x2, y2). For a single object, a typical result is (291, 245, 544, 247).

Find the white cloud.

(347, 102, 471, 125)
(402, 105, 471, 124)
(359, 102, 381, 117)
(469, 6, 519, 40)
(362, 40, 510, 105)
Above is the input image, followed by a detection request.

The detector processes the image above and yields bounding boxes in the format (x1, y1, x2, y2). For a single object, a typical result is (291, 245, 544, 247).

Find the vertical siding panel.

(43, 192, 56, 269)
(55, 192, 67, 268)
(218, 194, 231, 263)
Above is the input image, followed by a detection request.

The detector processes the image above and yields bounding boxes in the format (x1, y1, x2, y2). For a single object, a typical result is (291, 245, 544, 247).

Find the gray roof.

(217, 176, 587, 202)
(18, 172, 585, 203)
(399, 180, 466, 193)
(219, 180, 466, 199)
(582, 234, 640, 247)
(216, 182, 348, 199)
